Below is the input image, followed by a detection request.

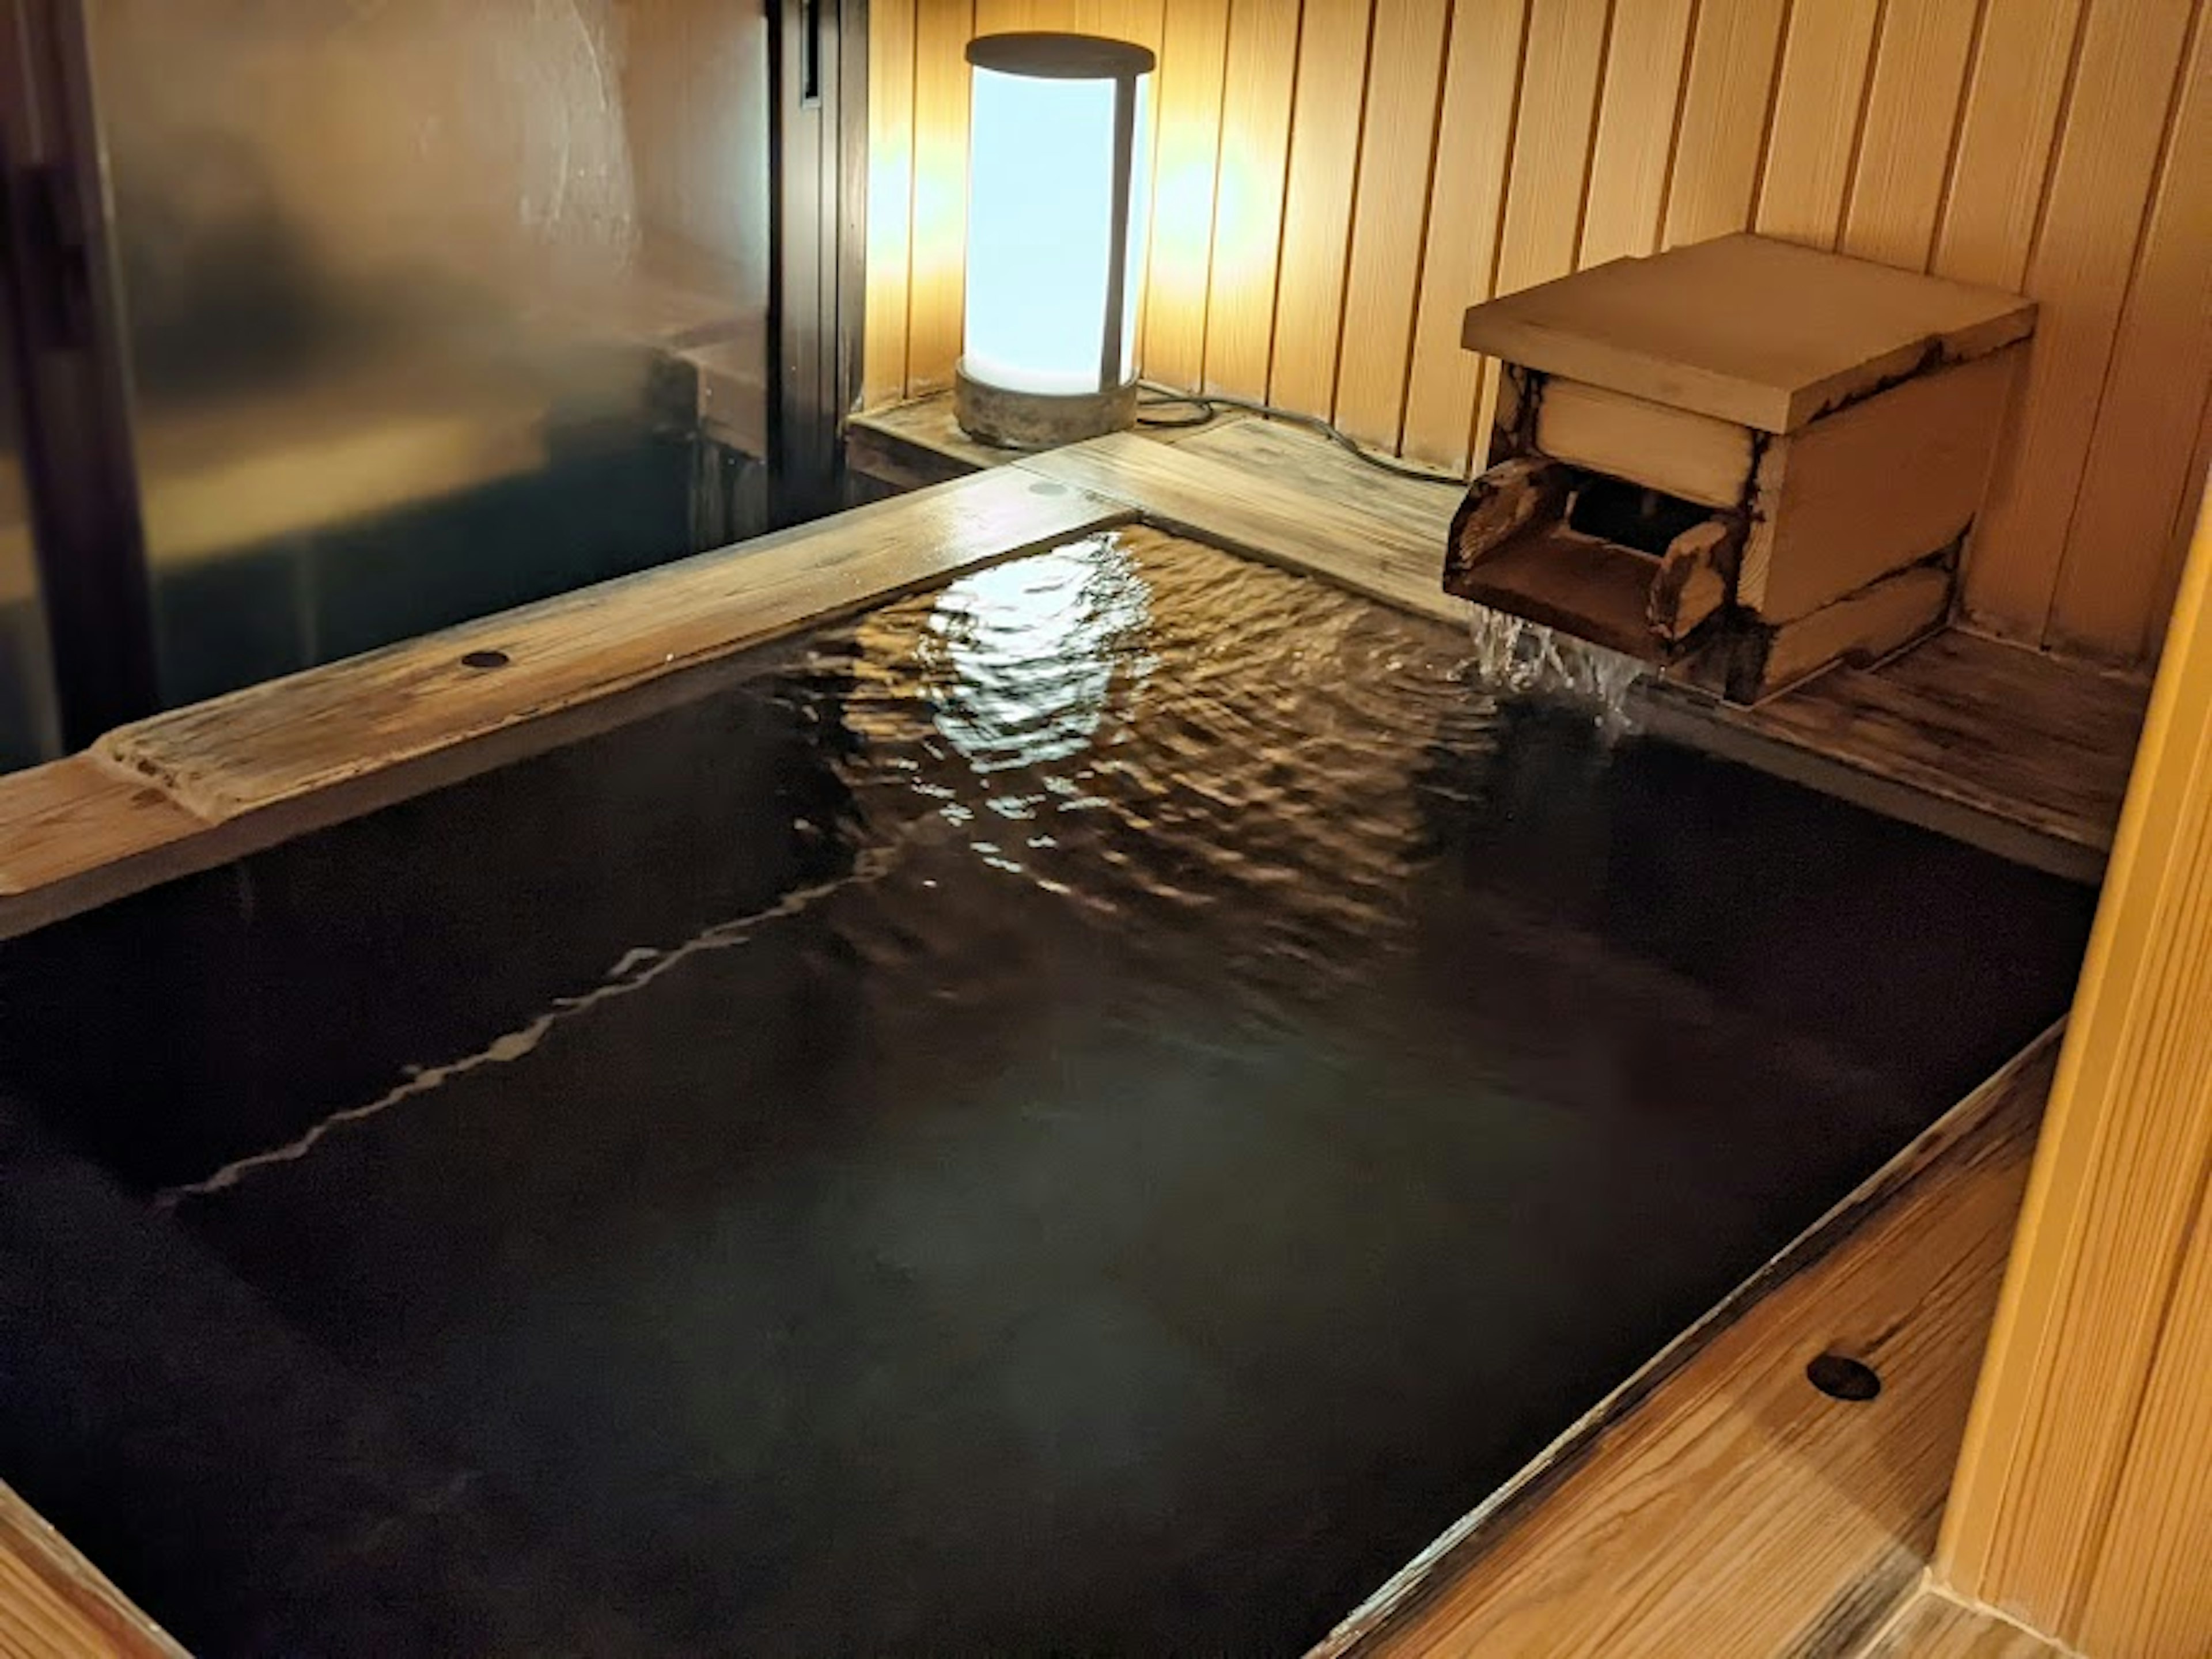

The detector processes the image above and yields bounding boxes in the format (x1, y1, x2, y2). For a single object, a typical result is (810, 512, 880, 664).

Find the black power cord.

(1134, 381, 1469, 487)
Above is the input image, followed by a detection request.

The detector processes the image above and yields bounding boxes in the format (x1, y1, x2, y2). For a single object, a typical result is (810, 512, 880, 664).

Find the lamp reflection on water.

(915, 535, 1153, 772)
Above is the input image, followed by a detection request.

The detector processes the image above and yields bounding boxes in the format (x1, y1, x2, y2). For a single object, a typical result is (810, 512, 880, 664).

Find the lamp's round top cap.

(966, 32, 1156, 78)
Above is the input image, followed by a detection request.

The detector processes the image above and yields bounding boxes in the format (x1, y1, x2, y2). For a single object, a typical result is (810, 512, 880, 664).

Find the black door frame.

(0, 0, 869, 748)
(770, 0, 869, 528)
(0, 0, 161, 750)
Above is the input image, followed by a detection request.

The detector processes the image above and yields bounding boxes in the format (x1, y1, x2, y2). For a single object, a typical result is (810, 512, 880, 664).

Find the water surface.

(0, 530, 2094, 1654)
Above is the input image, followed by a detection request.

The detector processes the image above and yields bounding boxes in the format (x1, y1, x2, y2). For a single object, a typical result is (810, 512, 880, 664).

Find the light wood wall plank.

(1201, 0, 1300, 402)
(862, 0, 2210, 669)
(2075, 1161, 2212, 1658)
(1838, 0, 1984, 269)
(863, 0, 918, 402)
(1332, 0, 1453, 446)
(903, 0, 976, 392)
(1399, 0, 1533, 469)
(2146, 396, 2212, 664)
(1495, 0, 1612, 296)
(1959, 0, 2195, 642)
(1930, 0, 2086, 290)
(1941, 487, 2212, 1656)
(1663, 0, 1789, 247)
(1140, 0, 1232, 389)
(2046, 7, 2211, 660)
(1476, 0, 1611, 459)
(1577, 0, 1696, 267)
(1752, 0, 1881, 249)
(1267, 0, 1374, 416)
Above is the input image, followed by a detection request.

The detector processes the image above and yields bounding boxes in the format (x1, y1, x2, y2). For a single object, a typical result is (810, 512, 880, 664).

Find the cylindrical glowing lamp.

(956, 32, 1154, 449)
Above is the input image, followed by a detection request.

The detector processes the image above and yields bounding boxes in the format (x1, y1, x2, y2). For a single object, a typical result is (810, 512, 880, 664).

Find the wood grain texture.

(1753, 0, 1883, 249)
(1491, 0, 1611, 303)
(0, 471, 1130, 941)
(1459, 233, 2035, 433)
(1741, 347, 2021, 622)
(1929, 0, 2087, 290)
(1331, 0, 1452, 448)
(0, 1482, 187, 1659)
(2045, 5, 2212, 660)
(1532, 378, 1754, 509)
(1267, 0, 1374, 416)
(863, 0, 917, 403)
(903, 0, 974, 392)
(1741, 563, 1953, 701)
(1662, 0, 1789, 247)
(1941, 488, 2212, 1658)
(847, 400, 2141, 874)
(1321, 1032, 2061, 1659)
(99, 471, 1128, 820)
(1957, 0, 2197, 644)
(1397, 0, 1531, 468)
(1855, 1588, 2069, 1659)
(1200, 0, 1300, 401)
(864, 0, 2209, 665)
(1140, 0, 1231, 389)
(1838, 0, 1983, 270)
(1702, 626, 2146, 854)
(1579, 0, 1697, 268)
(1015, 430, 1468, 624)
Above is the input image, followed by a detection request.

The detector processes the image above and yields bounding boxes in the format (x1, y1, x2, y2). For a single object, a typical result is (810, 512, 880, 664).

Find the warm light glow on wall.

(956, 33, 1153, 444)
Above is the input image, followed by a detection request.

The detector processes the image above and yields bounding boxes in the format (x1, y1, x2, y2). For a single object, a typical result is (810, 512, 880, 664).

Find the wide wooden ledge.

(0, 468, 1132, 941)
(1, 1481, 185, 1658)
(1316, 1030, 2061, 1659)
(854, 403, 2145, 880)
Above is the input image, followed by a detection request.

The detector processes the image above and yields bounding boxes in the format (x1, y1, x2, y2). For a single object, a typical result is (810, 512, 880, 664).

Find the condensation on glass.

(86, 0, 772, 704)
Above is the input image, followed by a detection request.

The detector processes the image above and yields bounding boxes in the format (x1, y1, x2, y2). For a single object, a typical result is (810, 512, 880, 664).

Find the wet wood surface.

(0, 1482, 185, 1659)
(1851, 1590, 2067, 1659)
(0, 469, 1130, 941)
(1316, 1032, 2059, 1659)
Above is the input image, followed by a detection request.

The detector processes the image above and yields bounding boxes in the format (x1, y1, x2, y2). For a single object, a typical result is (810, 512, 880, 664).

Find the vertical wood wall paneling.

(1139, 0, 1232, 389)
(1940, 487, 2212, 1658)
(863, 0, 918, 401)
(1753, 0, 1881, 248)
(904, 0, 975, 392)
(1957, 0, 2196, 645)
(1929, 0, 2086, 289)
(861, 0, 2212, 670)
(1474, 0, 1612, 462)
(1398, 0, 1533, 469)
(2046, 3, 2212, 660)
(1330, 0, 1453, 448)
(1201, 0, 1301, 402)
(1836, 0, 1983, 268)
(2078, 1143, 2212, 1657)
(1266, 0, 1374, 416)
(2149, 401, 2212, 660)
(1579, 0, 1697, 267)
(1662, 0, 1789, 247)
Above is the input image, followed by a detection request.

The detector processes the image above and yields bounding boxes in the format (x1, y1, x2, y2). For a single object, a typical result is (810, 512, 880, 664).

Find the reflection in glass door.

(81, 0, 779, 706)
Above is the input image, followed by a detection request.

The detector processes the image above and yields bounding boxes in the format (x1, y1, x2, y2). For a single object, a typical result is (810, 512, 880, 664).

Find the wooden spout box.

(1449, 234, 2035, 703)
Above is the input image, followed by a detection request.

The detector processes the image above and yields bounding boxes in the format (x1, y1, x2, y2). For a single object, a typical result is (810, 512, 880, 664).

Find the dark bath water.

(0, 531, 2094, 1655)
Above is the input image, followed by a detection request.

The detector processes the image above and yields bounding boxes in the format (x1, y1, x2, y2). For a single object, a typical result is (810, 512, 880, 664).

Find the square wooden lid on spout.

(1459, 233, 2036, 433)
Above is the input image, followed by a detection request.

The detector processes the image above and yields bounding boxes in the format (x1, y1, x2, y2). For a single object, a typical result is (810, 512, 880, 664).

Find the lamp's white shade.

(961, 35, 1153, 399)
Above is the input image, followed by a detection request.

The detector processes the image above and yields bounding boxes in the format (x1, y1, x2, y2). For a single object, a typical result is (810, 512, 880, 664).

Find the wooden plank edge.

(1631, 683, 2109, 884)
(1310, 1024, 2067, 1659)
(1007, 445, 1472, 628)
(0, 478, 1136, 942)
(1, 1480, 190, 1658)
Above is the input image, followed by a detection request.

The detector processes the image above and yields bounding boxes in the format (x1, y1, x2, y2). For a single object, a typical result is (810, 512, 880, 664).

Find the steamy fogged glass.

(87, 0, 771, 703)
